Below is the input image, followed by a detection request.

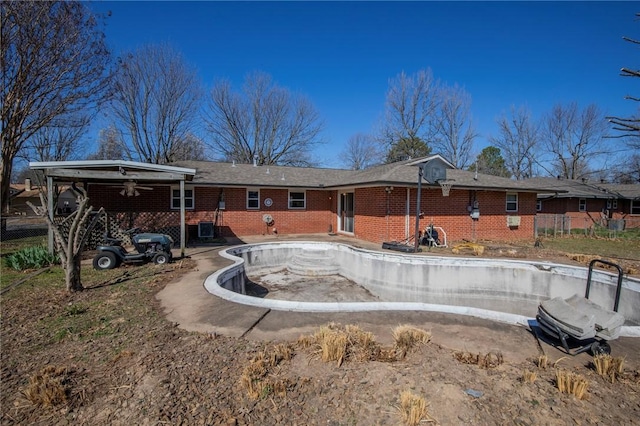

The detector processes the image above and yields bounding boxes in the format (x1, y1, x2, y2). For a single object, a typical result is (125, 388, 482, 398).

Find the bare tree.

(169, 133, 208, 161)
(541, 102, 608, 179)
(87, 125, 126, 160)
(608, 13, 640, 140)
(431, 84, 477, 168)
(110, 43, 203, 164)
(21, 113, 90, 162)
(379, 69, 439, 160)
(340, 133, 381, 170)
(205, 71, 323, 166)
(27, 185, 104, 292)
(1, 1, 111, 215)
(489, 106, 540, 180)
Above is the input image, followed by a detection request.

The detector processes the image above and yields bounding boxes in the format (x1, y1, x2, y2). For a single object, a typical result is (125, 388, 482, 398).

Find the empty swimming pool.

(204, 241, 640, 337)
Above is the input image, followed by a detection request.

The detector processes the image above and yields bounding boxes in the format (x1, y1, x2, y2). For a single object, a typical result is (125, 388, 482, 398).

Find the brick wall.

(88, 183, 538, 243)
(187, 187, 337, 237)
(540, 197, 640, 229)
(352, 187, 537, 244)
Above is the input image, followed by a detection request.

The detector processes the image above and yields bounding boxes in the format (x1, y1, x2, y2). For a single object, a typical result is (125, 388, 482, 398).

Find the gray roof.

(524, 177, 640, 199)
(599, 183, 640, 199)
(172, 157, 563, 193)
(172, 161, 354, 188)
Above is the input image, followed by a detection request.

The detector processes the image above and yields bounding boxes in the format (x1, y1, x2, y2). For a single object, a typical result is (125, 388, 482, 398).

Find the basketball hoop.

(438, 179, 454, 197)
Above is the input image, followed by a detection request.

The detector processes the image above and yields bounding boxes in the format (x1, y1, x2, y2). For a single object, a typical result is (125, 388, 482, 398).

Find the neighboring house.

(79, 156, 560, 245)
(8, 179, 78, 216)
(525, 177, 640, 231)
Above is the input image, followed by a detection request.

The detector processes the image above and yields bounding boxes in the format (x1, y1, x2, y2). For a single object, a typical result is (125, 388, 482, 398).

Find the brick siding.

(88, 184, 537, 243)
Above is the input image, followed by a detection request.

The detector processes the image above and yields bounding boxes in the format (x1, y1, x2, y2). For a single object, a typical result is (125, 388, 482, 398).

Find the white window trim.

(579, 198, 586, 212)
(247, 188, 260, 210)
(170, 186, 194, 210)
(288, 190, 306, 210)
(536, 200, 542, 212)
(506, 192, 518, 212)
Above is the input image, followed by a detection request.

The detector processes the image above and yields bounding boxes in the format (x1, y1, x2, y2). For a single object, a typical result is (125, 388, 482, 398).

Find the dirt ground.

(1, 239, 640, 425)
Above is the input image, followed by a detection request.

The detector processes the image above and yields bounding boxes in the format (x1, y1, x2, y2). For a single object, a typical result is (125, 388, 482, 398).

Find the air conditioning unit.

(507, 216, 521, 227)
(198, 221, 214, 238)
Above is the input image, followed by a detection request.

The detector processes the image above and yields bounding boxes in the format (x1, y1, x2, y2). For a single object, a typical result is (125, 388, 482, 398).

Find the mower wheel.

(93, 252, 119, 270)
(153, 251, 170, 265)
(590, 341, 611, 356)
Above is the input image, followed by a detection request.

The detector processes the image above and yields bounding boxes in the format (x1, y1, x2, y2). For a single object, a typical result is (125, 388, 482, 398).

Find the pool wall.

(205, 241, 640, 334)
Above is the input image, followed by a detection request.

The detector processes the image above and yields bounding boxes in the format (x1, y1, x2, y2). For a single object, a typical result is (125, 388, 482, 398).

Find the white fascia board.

(29, 160, 196, 176)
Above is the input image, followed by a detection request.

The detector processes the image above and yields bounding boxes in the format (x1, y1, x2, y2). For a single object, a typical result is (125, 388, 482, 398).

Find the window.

(632, 200, 640, 215)
(171, 187, 194, 209)
(506, 193, 518, 212)
(289, 191, 306, 209)
(247, 189, 260, 209)
(536, 200, 542, 212)
(579, 198, 586, 212)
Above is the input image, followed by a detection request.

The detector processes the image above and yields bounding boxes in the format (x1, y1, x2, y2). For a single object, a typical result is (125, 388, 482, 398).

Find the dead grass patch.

(298, 323, 432, 366)
(521, 369, 537, 383)
(240, 344, 295, 399)
(22, 366, 71, 407)
(555, 369, 589, 400)
(453, 351, 504, 369)
(392, 325, 431, 359)
(592, 354, 624, 383)
(398, 390, 437, 425)
(537, 354, 549, 370)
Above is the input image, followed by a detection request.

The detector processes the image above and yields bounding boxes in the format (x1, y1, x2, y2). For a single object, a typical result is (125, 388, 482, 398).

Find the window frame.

(631, 200, 640, 215)
(247, 189, 260, 210)
(288, 190, 306, 209)
(170, 186, 194, 210)
(579, 198, 586, 212)
(536, 199, 542, 212)
(505, 192, 518, 212)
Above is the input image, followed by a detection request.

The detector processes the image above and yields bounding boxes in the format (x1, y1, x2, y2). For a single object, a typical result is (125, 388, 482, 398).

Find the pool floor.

(247, 269, 380, 303)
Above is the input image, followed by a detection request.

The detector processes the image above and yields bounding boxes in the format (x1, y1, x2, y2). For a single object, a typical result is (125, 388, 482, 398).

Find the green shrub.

(5, 245, 60, 271)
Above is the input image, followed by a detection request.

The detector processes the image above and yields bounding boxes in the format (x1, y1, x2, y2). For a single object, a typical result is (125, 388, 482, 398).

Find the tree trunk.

(65, 254, 83, 292)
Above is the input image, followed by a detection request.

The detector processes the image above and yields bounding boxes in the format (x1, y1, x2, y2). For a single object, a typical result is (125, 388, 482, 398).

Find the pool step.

(287, 249, 340, 276)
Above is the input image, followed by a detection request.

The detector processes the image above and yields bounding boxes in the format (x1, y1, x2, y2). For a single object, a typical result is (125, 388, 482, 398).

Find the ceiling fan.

(118, 181, 153, 197)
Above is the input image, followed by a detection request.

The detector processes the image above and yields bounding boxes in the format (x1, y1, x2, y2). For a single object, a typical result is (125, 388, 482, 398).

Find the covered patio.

(28, 160, 196, 257)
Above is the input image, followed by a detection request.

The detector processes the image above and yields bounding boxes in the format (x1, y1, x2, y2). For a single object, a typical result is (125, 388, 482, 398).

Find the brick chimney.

(25, 178, 31, 191)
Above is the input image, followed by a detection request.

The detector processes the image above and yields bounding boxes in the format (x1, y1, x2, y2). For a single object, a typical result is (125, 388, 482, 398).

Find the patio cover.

(29, 160, 196, 257)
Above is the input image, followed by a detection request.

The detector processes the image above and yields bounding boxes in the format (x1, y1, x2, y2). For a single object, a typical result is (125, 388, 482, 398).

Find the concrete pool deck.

(157, 234, 640, 366)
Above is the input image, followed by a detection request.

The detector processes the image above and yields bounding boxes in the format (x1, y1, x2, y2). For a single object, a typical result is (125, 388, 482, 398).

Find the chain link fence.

(535, 214, 637, 238)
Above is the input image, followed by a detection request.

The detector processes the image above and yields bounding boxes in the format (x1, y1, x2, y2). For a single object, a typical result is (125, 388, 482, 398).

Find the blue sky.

(89, 1, 639, 168)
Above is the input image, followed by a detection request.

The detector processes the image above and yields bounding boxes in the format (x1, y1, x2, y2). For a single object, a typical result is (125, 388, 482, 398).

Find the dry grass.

(521, 370, 537, 383)
(453, 351, 504, 369)
(537, 354, 549, 370)
(240, 344, 295, 399)
(398, 391, 436, 426)
(298, 323, 432, 366)
(592, 354, 625, 383)
(555, 370, 589, 400)
(22, 366, 70, 407)
(451, 243, 485, 256)
(393, 325, 432, 359)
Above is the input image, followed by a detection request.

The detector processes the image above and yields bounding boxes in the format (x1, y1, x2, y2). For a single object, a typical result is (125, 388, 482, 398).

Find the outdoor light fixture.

(385, 186, 394, 193)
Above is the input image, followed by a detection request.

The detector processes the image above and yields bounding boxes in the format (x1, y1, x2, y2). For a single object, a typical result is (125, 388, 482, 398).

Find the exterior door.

(340, 192, 354, 233)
